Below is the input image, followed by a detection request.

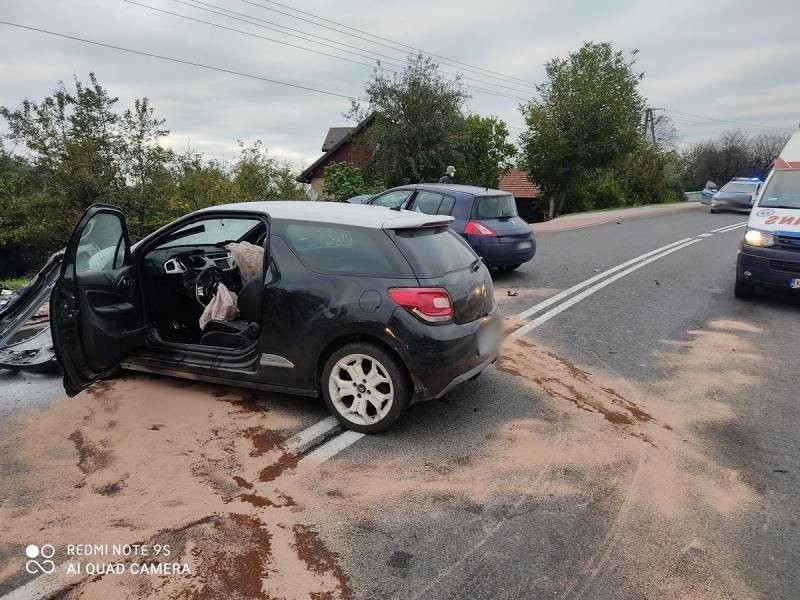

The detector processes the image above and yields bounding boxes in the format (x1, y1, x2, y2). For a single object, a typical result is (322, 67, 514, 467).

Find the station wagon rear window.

(719, 182, 758, 193)
(473, 195, 518, 219)
(283, 223, 412, 277)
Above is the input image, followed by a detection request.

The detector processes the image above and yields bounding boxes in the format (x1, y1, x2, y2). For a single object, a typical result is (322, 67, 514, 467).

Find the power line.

(0, 20, 362, 100)
(176, 0, 533, 97)
(124, 0, 377, 70)
(0, 18, 528, 113)
(237, 0, 540, 89)
(667, 109, 793, 132)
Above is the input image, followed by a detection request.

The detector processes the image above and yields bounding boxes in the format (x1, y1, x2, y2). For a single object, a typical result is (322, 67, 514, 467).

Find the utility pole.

(642, 107, 663, 145)
(642, 108, 655, 144)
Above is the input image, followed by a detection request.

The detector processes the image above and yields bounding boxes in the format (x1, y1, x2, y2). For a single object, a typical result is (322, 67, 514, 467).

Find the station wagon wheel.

(322, 342, 410, 433)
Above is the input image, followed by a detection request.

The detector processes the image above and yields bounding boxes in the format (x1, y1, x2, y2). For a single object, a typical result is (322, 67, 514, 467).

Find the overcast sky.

(1, 0, 798, 170)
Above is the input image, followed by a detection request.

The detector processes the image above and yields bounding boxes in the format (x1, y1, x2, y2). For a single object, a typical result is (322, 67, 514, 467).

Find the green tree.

(321, 162, 378, 201)
(118, 98, 177, 237)
(349, 54, 469, 186)
(0, 74, 127, 255)
(0, 148, 35, 248)
(0, 74, 311, 272)
(174, 151, 239, 212)
(623, 145, 681, 205)
(459, 115, 517, 188)
(519, 42, 645, 218)
(233, 140, 306, 200)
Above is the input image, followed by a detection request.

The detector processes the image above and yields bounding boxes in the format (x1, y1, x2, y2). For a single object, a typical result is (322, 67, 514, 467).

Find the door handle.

(93, 302, 136, 319)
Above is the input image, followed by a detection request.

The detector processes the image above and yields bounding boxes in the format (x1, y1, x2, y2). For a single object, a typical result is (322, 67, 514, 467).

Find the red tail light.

(388, 287, 454, 324)
(464, 221, 496, 237)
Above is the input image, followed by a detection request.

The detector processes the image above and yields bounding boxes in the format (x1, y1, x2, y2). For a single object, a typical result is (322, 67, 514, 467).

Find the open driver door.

(50, 204, 148, 396)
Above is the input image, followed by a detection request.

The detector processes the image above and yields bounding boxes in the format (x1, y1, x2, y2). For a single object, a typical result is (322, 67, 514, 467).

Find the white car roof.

(203, 200, 454, 229)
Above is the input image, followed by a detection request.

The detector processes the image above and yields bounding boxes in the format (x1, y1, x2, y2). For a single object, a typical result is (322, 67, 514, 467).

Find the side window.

(371, 190, 413, 209)
(438, 195, 456, 215)
(413, 191, 445, 215)
(282, 223, 410, 277)
(76, 213, 128, 274)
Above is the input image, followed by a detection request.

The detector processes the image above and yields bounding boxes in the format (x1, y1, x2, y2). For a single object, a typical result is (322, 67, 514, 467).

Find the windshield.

(757, 170, 800, 209)
(719, 182, 758, 193)
(158, 217, 259, 248)
(473, 195, 518, 219)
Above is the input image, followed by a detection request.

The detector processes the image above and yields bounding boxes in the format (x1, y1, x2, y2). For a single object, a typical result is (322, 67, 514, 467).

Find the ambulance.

(735, 131, 800, 298)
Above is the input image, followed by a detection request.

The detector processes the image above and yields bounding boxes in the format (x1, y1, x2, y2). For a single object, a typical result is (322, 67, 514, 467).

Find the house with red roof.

(498, 168, 544, 222)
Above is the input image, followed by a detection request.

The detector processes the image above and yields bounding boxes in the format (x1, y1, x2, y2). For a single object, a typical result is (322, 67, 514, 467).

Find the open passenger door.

(51, 204, 148, 396)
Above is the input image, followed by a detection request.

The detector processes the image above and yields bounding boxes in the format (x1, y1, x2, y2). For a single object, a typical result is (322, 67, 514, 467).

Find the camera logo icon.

(25, 544, 56, 574)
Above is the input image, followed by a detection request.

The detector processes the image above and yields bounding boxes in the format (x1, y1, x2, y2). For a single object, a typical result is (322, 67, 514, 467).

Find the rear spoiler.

(381, 215, 455, 230)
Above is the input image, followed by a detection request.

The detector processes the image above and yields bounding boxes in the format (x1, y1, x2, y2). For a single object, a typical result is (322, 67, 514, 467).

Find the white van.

(735, 131, 800, 298)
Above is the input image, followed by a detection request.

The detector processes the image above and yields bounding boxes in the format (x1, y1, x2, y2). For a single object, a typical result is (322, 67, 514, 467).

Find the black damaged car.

(17, 201, 500, 432)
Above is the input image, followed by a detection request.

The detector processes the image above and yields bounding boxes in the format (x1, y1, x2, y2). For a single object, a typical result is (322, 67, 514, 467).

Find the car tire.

(321, 342, 411, 434)
(503, 264, 521, 272)
(734, 278, 755, 299)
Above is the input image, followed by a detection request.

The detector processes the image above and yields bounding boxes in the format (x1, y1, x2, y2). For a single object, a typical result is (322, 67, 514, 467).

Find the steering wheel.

(195, 265, 225, 307)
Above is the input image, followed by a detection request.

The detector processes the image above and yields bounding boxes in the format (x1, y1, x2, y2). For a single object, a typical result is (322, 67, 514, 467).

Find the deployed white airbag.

(199, 283, 238, 330)
(225, 241, 264, 284)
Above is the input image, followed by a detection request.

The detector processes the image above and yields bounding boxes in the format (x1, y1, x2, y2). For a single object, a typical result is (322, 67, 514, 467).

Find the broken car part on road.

(0, 250, 62, 371)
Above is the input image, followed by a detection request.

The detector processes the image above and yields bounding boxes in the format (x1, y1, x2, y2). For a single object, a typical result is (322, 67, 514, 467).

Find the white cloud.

(1, 0, 797, 163)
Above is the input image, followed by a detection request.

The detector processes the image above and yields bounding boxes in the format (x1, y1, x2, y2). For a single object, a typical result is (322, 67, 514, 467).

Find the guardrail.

(683, 191, 703, 202)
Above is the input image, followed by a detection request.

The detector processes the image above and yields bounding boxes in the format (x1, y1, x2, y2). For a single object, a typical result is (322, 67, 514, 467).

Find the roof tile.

(498, 169, 540, 198)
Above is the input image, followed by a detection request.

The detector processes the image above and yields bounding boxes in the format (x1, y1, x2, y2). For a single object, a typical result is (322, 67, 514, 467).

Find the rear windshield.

(391, 227, 477, 277)
(473, 195, 518, 219)
(720, 182, 758, 193)
(282, 223, 413, 277)
(757, 171, 800, 210)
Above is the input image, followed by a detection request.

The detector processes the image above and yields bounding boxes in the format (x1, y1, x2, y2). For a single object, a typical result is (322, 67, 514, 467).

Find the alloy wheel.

(328, 353, 394, 426)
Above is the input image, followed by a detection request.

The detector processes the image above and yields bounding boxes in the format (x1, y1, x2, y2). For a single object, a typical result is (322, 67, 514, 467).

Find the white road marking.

(512, 239, 701, 337)
(297, 429, 365, 468)
(719, 222, 747, 232)
(697, 233, 713, 238)
(516, 238, 693, 320)
(710, 221, 747, 233)
(284, 415, 340, 453)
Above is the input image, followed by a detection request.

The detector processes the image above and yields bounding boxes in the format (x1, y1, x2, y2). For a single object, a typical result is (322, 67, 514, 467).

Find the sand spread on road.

(0, 318, 763, 599)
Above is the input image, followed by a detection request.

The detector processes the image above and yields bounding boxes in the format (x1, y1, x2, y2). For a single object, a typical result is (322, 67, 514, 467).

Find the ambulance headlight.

(743, 228, 775, 248)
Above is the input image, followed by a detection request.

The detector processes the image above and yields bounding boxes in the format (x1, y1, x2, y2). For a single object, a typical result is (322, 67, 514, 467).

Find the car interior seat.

(200, 276, 263, 348)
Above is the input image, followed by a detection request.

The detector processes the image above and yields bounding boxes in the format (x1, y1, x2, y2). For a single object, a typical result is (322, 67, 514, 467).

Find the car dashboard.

(140, 245, 243, 343)
(162, 250, 237, 275)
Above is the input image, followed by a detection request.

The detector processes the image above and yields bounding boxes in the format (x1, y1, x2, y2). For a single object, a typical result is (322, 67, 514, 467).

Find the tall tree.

(519, 42, 645, 218)
(459, 115, 517, 188)
(119, 98, 176, 237)
(348, 54, 469, 186)
(0, 73, 126, 248)
(751, 131, 791, 171)
(679, 129, 788, 190)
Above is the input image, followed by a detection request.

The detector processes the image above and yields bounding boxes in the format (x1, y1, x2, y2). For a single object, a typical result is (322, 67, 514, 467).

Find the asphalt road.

(312, 206, 799, 600)
(1, 204, 798, 599)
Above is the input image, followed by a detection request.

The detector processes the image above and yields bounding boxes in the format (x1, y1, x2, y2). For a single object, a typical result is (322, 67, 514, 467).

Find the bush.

(321, 162, 379, 202)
